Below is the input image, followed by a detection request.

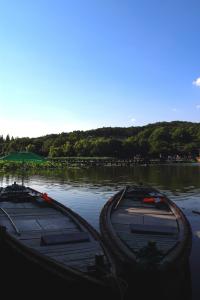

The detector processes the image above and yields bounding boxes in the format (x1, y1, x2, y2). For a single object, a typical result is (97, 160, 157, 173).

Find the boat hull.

(100, 186, 192, 276)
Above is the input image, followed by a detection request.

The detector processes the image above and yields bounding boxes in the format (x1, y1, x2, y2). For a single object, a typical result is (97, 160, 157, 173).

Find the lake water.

(1, 164, 200, 299)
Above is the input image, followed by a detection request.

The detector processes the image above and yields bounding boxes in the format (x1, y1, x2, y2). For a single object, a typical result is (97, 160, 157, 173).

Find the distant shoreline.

(0, 157, 198, 170)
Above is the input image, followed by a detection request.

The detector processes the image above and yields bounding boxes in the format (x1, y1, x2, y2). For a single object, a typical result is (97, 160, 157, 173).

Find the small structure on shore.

(0, 151, 45, 162)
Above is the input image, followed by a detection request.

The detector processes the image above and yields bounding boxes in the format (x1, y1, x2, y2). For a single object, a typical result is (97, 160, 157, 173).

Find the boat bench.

(40, 232, 90, 246)
(130, 224, 178, 235)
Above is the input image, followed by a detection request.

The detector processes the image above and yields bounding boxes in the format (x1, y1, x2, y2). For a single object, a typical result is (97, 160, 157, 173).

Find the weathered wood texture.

(0, 196, 105, 274)
(111, 195, 179, 254)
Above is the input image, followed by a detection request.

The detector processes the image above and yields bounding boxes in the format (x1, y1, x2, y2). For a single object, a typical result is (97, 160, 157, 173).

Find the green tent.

(0, 152, 45, 162)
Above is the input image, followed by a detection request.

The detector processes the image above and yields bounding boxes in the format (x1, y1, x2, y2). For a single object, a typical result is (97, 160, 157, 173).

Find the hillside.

(1, 121, 200, 158)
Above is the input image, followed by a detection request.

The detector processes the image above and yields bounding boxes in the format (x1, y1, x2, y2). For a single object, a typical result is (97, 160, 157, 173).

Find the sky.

(0, 0, 200, 137)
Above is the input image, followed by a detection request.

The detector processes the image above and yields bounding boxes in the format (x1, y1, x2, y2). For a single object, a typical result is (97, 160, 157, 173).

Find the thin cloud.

(130, 118, 136, 123)
(193, 77, 200, 87)
(196, 105, 200, 109)
(172, 108, 177, 112)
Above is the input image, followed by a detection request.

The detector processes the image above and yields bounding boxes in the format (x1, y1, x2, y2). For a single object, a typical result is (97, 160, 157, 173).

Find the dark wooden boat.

(100, 185, 191, 274)
(0, 182, 119, 296)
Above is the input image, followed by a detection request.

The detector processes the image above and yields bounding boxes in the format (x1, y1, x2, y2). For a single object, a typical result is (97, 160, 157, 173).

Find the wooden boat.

(100, 185, 192, 274)
(0, 182, 120, 296)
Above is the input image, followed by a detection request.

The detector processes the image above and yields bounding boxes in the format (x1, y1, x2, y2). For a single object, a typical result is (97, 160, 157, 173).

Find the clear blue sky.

(0, 0, 200, 137)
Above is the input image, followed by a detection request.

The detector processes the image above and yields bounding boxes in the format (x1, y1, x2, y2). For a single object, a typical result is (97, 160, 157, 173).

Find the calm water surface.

(1, 164, 200, 299)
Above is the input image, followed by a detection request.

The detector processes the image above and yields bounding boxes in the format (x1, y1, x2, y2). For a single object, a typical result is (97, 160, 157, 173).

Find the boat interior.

(0, 184, 109, 278)
(111, 187, 180, 258)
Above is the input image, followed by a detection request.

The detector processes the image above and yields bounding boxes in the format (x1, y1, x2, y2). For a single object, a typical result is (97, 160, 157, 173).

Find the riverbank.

(0, 157, 197, 170)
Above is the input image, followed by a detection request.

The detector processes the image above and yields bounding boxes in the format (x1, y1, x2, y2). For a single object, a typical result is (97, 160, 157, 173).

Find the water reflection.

(1, 164, 200, 188)
(1, 165, 200, 225)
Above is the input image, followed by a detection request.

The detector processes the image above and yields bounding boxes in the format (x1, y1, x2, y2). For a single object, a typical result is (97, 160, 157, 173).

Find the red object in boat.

(143, 197, 165, 204)
(41, 193, 52, 203)
(143, 197, 156, 203)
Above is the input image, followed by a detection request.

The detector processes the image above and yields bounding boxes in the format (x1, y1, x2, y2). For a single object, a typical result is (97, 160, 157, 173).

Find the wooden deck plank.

(0, 213, 63, 219)
(38, 244, 102, 257)
(111, 208, 175, 226)
(115, 207, 173, 215)
(116, 231, 178, 242)
(116, 231, 178, 252)
(16, 226, 80, 237)
(17, 228, 81, 244)
(130, 223, 178, 235)
(1, 214, 78, 236)
(1, 217, 78, 236)
(45, 249, 103, 261)
(120, 198, 156, 208)
(40, 232, 90, 246)
(16, 236, 81, 248)
(111, 213, 144, 225)
(0, 207, 61, 213)
(33, 241, 101, 254)
(38, 248, 101, 260)
(129, 241, 176, 253)
(120, 239, 177, 253)
(113, 219, 178, 234)
(0, 202, 26, 208)
(113, 223, 134, 232)
(0, 214, 76, 227)
(37, 218, 77, 231)
(143, 215, 178, 227)
(14, 219, 42, 231)
(23, 202, 39, 208)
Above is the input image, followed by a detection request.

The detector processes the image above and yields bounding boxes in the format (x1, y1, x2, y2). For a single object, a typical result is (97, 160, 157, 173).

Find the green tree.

(5, 134, 10, 142)
(62, 142, 73, 156)
(48, 146, 63, 157)
(26, 144, 36, 153)
(74, 139, 92, 156)
(149, 127, 171, 156)
(123, 137, 138, 157)
(171, 127, 191, 143)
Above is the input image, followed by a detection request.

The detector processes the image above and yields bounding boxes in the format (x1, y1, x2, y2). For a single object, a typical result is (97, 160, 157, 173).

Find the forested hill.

(1, 121, 200, 158)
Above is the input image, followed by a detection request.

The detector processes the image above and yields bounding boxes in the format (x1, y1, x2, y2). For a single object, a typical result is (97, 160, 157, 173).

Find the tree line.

(1, 121, 200, 158)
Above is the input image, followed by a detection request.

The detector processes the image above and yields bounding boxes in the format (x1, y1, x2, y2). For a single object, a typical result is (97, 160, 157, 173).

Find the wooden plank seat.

(130, 223, 178, 235)
(40, 232, 90, 246)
